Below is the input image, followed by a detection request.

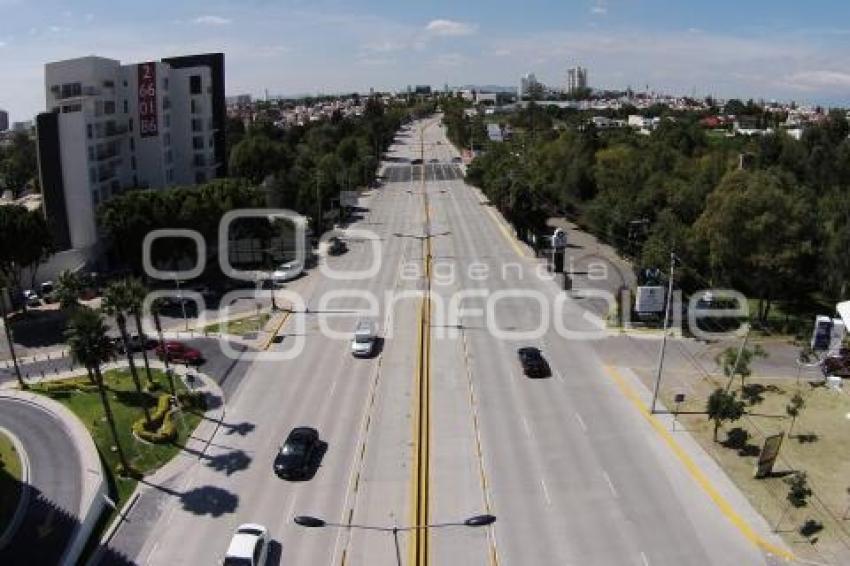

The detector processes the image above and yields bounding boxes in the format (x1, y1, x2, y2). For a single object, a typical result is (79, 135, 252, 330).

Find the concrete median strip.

(602, 365, 796, 562)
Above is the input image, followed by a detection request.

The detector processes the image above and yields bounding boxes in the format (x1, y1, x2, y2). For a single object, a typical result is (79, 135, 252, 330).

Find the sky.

(2, 0, 850, 121)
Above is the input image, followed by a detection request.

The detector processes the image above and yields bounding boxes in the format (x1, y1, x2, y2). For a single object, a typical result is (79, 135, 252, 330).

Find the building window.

(89, 168, 96, 184)
(62, 104, 81, 113)
(129, 118, 134, 132)
(92, 190, 100, 206)
(104, 100, 116, 115)
(192, 136, 204, 150)
(163, 133, 171, 146)
(60, 82, 82, 99)
(123, 99, 128, 113)
(103, 80, 115, 88)
(191, 118, 203, 132)
(87, 124, 93, 139)
(193, 154, 206, 167)
(129, 137, 135, 151)
(133, 174, 138, 187)
(165, 150, 173, 164)
(88, 146, 95, 160)
(123, 80, 128, 87)
(164, 114, 171, 128)
(190, 75, 202, 95)
(166, 169, 174, 183)
(209, 135, 215, 148)
(131, 156, 137, 170)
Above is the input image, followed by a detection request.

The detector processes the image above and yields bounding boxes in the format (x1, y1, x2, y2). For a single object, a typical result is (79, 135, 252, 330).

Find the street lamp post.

(293, 514, 496, 566)
(650, 251, 677, 414)
(173, 273, 189, 332)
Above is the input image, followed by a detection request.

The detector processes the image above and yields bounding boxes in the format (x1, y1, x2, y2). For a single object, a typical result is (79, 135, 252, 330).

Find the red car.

(155, 341, 203, 365)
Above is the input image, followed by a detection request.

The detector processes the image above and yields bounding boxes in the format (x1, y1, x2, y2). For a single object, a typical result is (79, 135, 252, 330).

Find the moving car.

(517, 347, 551, 378)
(274, 427, 320, 479)
(351, 319, 377, 357)
(328, 237, 347, 256)
(823, 348, 850, 377)
(272, 260, 303, 284)
(22, 289, 41, 308)
(155, 340, 203, 364)
(223, 523, 269, 566)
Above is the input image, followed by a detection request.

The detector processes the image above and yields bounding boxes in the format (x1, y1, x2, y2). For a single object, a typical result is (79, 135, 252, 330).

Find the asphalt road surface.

(0, 399, 83, 565)
(102, 118, 775, 565)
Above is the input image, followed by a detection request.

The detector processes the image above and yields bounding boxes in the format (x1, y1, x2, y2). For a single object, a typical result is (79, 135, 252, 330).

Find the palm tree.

(55, 270, 82, 310)
(150, 297, 176, 396)
(103, 280, 152, 427)
(65, 308, 130, 474)
(126, 278, 154, 389)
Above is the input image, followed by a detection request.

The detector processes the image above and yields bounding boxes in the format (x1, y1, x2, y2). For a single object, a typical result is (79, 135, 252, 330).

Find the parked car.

(328, 237, 347, 256)
(411, 158, 423, 165)
(822, 348, 850, 377)
(223, 523, 269, 566)
(271, 260, 303, 284)
(274, 427, 320, 479)
(517, 347, 551, 378)
(155, 340, 203, 364)
(451, 156, 462, 163)
(22, 290, 41, 308)
(115, 333, 157, 353)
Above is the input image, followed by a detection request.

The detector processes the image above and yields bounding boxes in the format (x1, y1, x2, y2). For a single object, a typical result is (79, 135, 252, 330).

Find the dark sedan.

(518, 347, 551, 378)
(274, 427, 320, 479)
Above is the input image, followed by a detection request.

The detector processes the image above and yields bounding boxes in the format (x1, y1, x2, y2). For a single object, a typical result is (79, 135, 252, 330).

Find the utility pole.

(315, 171, 323, 236)
(650, 252, 676, 414)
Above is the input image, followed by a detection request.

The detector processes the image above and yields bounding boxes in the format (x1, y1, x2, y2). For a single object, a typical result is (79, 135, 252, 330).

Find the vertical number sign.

(138, 63, 158, 137)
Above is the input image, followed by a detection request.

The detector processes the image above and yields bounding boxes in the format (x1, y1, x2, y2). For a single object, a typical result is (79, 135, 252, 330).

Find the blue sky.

(2, 0, 850, 120)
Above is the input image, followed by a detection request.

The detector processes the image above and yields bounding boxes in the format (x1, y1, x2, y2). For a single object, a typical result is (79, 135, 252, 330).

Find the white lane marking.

(540, 478, 551, 505)
(603, 471, 618, 498)
(522, 416, 531, 437)
(574, 412, 587, 432)
(640, 551, 650, 566)
(582, 310, 607, 329)
(328, 379, 338, 399)
(555, 369, 565, 382)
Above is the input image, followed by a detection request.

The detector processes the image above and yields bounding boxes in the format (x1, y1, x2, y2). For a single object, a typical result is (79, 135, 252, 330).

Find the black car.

(411, 158, 423, 165)
(517, 347, 551, 378)
(328, 237, 347, 256)
(274, 427, 320, 479)
(115, 333, 157, 354)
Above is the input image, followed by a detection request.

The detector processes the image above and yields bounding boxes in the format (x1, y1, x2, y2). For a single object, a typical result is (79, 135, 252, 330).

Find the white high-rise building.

(519, 73, 539, 99)
(567, 66, 588, 94)
(36, 53, 225, 252)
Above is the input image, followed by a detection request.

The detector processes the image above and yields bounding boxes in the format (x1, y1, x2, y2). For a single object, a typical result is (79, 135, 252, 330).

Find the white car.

(224, 523, 270, 566)
(351, 319, 377, 357)
(272, 260, 303, 284)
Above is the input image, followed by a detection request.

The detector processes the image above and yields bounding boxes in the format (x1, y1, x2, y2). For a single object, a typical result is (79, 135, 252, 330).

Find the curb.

(0, 425, 30, 550)
(0, 391, 107, 566)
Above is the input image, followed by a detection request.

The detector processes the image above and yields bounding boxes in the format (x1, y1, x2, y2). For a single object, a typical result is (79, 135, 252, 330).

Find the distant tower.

(566, 66, 588, 94)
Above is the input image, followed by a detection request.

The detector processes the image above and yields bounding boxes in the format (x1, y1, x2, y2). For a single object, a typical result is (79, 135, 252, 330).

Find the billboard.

(138, 62, 158, 138)
(754, 432, 784, 478)
(636, 286, 665, 314)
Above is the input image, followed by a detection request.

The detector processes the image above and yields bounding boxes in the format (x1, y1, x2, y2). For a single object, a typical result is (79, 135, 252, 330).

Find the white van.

(351, 319, 377, 357)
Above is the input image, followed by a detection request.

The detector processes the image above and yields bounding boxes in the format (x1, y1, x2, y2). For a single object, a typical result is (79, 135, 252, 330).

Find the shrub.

(131, 393, 178, 444)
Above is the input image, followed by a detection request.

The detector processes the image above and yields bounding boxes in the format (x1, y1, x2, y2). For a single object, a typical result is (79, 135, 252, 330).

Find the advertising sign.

(754, 432, 784, 478)
(636, 286, 666, 314)
(138, 62, 158, 138)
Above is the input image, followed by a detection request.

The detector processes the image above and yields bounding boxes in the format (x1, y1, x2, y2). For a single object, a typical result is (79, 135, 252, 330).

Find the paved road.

(0, 399, 83, 565)
(102, 117, 783, 566)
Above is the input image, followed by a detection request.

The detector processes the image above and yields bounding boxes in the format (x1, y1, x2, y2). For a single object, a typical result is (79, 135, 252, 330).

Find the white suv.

(223, 523, 270, 566)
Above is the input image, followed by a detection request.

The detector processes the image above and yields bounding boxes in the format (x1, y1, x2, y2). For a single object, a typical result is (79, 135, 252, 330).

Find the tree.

(228, 134, 287, 184)
(706, 388, 746, 442)
(694, 169, 817, 323)
(786, 392, 805, 438)
(717, 343, 767, 391)
(65, 308, 130, 474)
(126, 278, 155, 389)
(0, 205, 53, 292)
(0, 274, 25, 389)
(54, 270, 82, 310)
(0, 132, 37, 195)
(776, 471, 812, 531)
(103, 280, 153, 428)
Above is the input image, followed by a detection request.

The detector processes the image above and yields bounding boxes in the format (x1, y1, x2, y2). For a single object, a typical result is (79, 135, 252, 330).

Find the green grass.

(32, 369, 203, 538)
(0, 430, 23, 534)
(202, 313, 270, 336)
(664, 377, 850, 561)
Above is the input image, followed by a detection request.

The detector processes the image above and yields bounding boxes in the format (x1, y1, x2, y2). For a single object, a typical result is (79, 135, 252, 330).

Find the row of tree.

(0, 131, 38, 196)
(466, 107, 850, 323)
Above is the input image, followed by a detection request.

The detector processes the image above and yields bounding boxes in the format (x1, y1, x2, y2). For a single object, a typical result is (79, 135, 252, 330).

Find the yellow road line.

(261, 309, 293, 351)
(483, 205, 531, 259)
(603, 365, 796, 562)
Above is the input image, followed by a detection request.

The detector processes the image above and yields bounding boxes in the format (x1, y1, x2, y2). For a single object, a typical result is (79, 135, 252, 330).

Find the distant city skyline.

(3, 0, 850, 120)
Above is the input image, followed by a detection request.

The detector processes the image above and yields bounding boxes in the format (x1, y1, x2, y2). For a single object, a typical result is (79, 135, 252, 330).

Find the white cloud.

(591, 5, 608, 15)
(783, 70, 850, 91)
(0, 41, 6, 48)
(425, 19, 477, 37)
(193, 15, 232, 26)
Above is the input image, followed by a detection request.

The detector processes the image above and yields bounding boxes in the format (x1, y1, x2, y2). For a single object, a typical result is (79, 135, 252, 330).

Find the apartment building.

(567, 66, 588, 94)
(0, 109, 8, 132)
(35, 53, 225, 253)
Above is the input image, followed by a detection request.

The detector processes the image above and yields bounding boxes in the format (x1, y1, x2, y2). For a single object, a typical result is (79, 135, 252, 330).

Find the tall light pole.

(650, 251, 676, 414)
(173, 273, 189, 332)
(293, 514, 496, 566)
